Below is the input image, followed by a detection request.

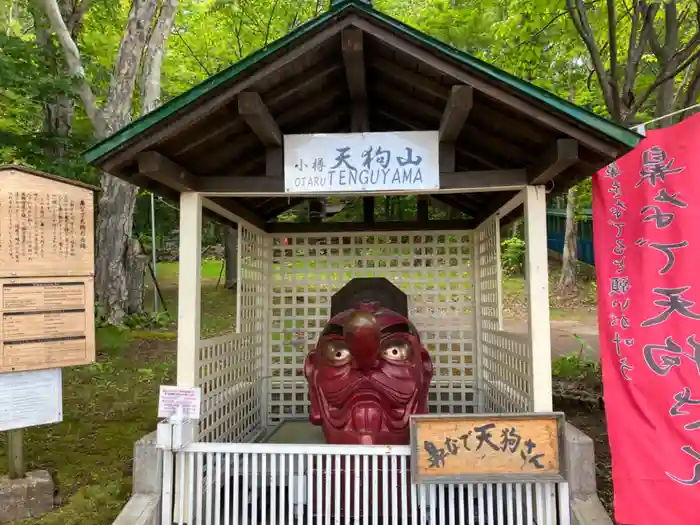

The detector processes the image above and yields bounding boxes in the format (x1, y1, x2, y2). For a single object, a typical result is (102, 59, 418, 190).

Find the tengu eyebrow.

(381, 323, 414, 335)
(321, 323, 344, 337)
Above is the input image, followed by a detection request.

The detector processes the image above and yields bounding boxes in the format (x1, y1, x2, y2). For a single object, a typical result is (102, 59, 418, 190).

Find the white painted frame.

(175, 186, 554, 433)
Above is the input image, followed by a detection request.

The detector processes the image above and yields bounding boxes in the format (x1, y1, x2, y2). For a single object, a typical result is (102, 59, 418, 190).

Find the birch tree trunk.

(558, 186, 578, 291)
(126, 0, 178, 313)
(39, 0, 168, 324)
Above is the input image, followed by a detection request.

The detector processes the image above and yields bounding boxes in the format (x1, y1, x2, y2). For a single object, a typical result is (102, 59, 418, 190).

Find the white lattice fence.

(474, 217, 533, 412)
(196, 225, 269, 442)
(267, 231, 474, 424)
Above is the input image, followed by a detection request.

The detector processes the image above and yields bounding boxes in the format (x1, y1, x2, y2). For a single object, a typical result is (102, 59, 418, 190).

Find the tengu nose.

(343, 310, 380, 370)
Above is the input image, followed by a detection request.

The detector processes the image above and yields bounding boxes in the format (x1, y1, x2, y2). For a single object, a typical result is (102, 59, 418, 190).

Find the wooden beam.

(266, 219, 476, 234)
(353, 17, 623, 158)
(309, 199, 324, 223)
(198, 89, 345, 175)
(238, 92, 282, 147)
(178, 61, 344, 156)
(137, 151, 266, 229)
(138, 151, 197, 192)
(266, 147, 283, 178)
(195, 169, 527, 195)
(373, 84, 531, 163)
(342, 27, 369, 132)
(417, 196, 429, 221)
(439, 85, 473, 142)
(367, 57, 449, 100)
(363, 197, 375, 223)
(527, 139, 579, 185)
(374, 109, 501, 170)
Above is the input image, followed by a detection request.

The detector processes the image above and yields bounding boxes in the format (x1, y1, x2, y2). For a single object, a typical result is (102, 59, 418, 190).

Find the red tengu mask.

(304, 301, 434, 445)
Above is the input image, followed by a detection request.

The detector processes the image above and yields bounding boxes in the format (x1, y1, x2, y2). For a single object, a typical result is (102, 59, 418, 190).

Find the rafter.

(527, 139, 579, 185)
(137, 151, 266, 229)
(439, 85, 473, 142)
(238, 92, 282, 147)
(439, 85, 473, 173)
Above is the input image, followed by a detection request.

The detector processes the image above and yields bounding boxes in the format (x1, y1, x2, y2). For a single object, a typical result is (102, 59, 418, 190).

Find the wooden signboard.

(0, 166, 95, 278)
(410, 413, 566, 484)
(0, 166, 96, 372)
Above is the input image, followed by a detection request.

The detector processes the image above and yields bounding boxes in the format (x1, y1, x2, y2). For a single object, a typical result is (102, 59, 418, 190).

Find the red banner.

(593, 114, 700, 525)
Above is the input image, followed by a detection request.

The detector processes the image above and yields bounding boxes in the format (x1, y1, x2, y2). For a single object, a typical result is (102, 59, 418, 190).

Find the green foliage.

(122, 311, 174, 330)
(552, 339, 601, 380)
(501, 237, 526, 276)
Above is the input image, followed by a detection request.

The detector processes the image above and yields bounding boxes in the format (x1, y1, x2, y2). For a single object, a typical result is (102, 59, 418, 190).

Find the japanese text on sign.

(592, 114, 700, 525)
(410, 414, 564, 483)
(0, 167, 94, 278)
(283, 131, 440, 194)
(158, 386, 201, 420)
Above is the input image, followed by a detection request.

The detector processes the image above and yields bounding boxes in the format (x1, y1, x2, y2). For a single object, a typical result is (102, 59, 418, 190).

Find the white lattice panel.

(267, 231, 474, 423)
(197, 333, 260, 442)
(196, 225, 269, 442)
(475, 218, 533, 412)
(481, 329, 532, 412)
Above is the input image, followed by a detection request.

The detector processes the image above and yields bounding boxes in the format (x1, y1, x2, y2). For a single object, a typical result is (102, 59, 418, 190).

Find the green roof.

(84, 0, 642, 164)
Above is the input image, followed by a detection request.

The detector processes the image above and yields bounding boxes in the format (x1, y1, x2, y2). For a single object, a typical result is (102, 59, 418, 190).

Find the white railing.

(164, 443, 570, 525)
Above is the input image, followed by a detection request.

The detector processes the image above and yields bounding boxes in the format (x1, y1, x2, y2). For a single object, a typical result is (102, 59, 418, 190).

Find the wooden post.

(176, 192, 202, 388)
(524, 185, 553, 412)
(8, 429, 25, 479)
(173, 192, 202, 524)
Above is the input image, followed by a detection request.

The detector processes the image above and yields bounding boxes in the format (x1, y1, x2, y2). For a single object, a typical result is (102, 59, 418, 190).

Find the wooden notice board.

(0, 166, 96, 372)
(0, 166, 95, 278)
(410, 413, 566, 483)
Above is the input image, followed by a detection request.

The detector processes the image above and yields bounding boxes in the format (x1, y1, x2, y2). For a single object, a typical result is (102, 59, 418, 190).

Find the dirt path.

(503, 317, 601, 361)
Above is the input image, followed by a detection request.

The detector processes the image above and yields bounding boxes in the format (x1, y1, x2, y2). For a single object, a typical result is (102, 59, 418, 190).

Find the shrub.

(501, 237, 526, 276)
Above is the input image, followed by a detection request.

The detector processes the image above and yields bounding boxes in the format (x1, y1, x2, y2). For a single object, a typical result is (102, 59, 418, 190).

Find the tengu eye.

(324, 340, 351, 366)
(380, 340, 412, 361)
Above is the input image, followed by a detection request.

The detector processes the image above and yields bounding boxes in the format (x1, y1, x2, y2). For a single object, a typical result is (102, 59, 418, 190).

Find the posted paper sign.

(158, 385, 201, 419)
(0, 368, 63, 432)
(283, 131, 440, 194)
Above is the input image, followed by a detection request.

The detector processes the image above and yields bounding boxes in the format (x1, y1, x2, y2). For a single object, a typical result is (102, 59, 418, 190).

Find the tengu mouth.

(349, 401, 383, 434)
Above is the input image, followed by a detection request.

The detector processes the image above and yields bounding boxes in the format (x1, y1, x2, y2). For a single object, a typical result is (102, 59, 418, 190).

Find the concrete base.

(0, 470, 54, 523)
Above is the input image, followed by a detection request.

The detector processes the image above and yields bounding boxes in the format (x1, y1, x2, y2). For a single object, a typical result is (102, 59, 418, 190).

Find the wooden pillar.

(173, 192, 202, 524)
(177, 192, 202, 388)
(8, 429, 25, 479)
(524, 185, 553, 412)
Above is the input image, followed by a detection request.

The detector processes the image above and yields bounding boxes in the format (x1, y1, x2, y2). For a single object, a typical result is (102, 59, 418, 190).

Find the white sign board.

(0, 368, 62, 432)
(158, 385, 201, 419)
(284, 131, 440, 194)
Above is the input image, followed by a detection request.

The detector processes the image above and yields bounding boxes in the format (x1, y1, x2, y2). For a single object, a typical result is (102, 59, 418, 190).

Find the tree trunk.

(41, 0, 169, 325)
(224, 227, 238, 289)
(32, 0, 82, 159)
(557, 186, 578, 292)
(126, 238, 149, 314)
(125, 0, 178, 314)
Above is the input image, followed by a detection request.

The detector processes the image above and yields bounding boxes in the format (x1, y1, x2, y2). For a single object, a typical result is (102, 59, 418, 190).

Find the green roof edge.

(84, 0, 642, 165)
